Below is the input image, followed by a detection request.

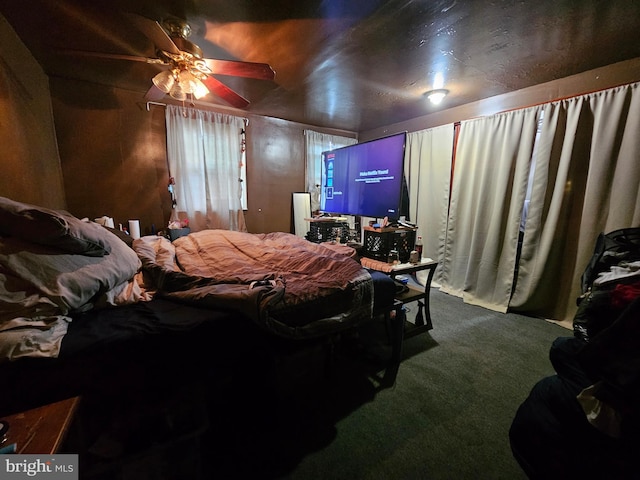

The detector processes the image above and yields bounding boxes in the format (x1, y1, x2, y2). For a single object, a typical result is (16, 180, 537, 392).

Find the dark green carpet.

(205, 288, 567, 480)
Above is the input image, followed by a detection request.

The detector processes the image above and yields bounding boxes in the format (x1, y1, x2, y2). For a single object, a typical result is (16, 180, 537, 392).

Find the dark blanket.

(0, 299, 270, 416)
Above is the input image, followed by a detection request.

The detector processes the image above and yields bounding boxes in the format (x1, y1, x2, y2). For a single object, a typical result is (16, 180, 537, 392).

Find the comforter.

(134, 230, 374, 339)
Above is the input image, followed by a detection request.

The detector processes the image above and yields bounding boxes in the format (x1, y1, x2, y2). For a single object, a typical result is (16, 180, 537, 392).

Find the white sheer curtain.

(440, 107, 541, 312)
(404, 124, 454, 286)
(304, 130, 357, 213)
(510, 82, 640, 325)
(165, 105, 246, 232)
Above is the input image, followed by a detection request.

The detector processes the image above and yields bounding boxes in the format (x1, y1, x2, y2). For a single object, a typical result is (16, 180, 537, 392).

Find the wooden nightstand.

(1, 397, 80, 454)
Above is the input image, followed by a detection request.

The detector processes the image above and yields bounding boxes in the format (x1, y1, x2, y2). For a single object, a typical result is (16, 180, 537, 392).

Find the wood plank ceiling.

(1, 0, 639, 132)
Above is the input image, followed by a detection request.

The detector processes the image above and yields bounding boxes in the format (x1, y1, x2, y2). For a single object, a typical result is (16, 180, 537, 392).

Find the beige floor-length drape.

(405, 125, 454, 286)
(440, 107, 542, 312)
(510, 82, 640, 325)
(166, 105, 246, 232)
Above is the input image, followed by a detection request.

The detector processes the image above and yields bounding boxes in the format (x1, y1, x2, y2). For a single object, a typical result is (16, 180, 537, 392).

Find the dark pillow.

(102, 225, 135, 248)
(0, 196, 111, 257)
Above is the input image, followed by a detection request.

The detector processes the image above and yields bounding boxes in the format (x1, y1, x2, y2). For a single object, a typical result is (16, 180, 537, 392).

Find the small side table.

(364, 257, 438, 338)
(1, 397, 80, 454)
(389, 260, 438, 337)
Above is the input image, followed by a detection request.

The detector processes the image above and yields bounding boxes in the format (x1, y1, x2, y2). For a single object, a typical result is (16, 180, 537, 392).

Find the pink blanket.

(135, 230, 374, 338)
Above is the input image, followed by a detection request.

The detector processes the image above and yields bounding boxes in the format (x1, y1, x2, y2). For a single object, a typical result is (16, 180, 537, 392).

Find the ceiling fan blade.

(57, 49, 164, 64)
(124, 13, 180, 55)
(202, 76, 250, 108)
(204, 59, 275, 81)
(144, 84, 167, 102)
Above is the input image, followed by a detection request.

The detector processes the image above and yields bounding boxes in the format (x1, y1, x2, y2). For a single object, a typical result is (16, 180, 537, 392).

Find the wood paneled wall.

(51, 80, 170, 234)
(0, 15, 65, 209)
(49, 78, 324, 234)
(242, 115, 306, 233)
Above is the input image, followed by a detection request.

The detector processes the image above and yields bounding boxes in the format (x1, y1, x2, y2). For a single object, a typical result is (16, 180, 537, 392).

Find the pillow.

(0, 229, 141, 316)
(0, 196, 111, 257)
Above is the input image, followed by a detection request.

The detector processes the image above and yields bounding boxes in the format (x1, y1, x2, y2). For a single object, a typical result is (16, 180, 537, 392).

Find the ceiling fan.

(63, 13, 276, 108)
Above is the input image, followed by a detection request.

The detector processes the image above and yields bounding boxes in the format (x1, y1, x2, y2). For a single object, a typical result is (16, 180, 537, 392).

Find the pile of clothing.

(574, 228, 640, 342)
(510, 228, 640, 479)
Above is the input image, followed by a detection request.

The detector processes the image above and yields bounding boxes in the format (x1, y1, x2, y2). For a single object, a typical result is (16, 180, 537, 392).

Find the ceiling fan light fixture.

(169, 82, 187, 101)
(178, 70, 195, 94)
(63, 14, 274, 109)
(425, 88, 449, 105)
(152, 70, 176, 93)
(191, 77, 209, 99)
(176, 70, 210, 99)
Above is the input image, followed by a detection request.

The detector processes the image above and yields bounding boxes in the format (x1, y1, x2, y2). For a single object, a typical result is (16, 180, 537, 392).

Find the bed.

(0, 196, 397, 417)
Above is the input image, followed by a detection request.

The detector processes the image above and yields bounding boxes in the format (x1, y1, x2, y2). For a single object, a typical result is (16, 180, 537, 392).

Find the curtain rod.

(146, 101, 166, 111)
(145, 101, 249, 125)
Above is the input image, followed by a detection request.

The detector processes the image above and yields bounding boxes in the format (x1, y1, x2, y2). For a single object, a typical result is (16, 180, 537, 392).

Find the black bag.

(579, 227, 640, 295)
(574, 227, 640, 342)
